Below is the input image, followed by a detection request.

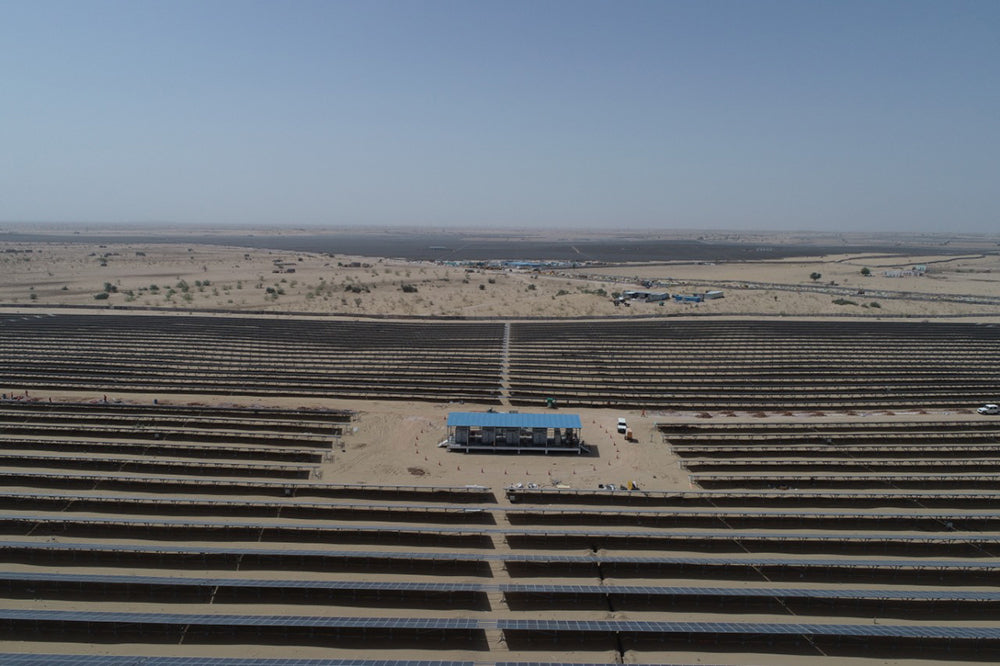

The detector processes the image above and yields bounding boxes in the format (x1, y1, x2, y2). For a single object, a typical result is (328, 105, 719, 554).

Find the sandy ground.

(1, 232, 999, 664)
(2, 237, 1000, 320)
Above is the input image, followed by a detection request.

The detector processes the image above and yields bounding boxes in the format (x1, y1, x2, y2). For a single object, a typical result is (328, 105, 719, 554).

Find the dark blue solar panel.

(0, 609, 480, 630)
(1, 540, 993, 570)
(0, 470, 491, 494)
(0, 491, 483, 514)
(499, 583, 1000, 601)
(2, 611, 998, 641)
(0, 656, 476, 666)
(495, 619, 1000, 639)
(6, 513, 1000, 543)
(3, 572, 995, 601)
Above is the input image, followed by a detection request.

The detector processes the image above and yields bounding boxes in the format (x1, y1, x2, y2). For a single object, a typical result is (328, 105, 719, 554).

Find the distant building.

(446, 412, 586, 454)
(882, 268, 925, 278)
(623, 290, 669, 302)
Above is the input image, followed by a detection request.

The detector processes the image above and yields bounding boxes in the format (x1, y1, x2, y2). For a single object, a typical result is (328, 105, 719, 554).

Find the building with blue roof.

(446, 412, 586, 454)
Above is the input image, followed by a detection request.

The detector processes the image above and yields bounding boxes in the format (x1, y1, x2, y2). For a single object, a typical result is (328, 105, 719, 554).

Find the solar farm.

(1, 312, 1000, 665)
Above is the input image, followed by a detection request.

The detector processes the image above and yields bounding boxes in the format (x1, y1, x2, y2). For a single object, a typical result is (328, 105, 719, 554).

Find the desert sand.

(1, 229, 999, 665)
(2, 231, 999, 320)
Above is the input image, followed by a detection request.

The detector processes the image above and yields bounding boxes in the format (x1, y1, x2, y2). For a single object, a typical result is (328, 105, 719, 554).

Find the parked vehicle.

(617, 417, 628, 433)
(977, 404, 999, 415)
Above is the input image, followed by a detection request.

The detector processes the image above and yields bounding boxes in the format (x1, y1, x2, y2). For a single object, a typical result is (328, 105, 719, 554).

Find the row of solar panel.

(0, 472, 491, 495)
(0, 657, 482, 666)
(504, 487, 1000, 501)
(0, 492, 488, 514)
(6, 467, 999, 504)
(2, 540, 992, 569)
(2, 571, 997, 601)
(5, 513, 999, 542)
(0, 453, 313, 472)
(2, 609, 999, 639)
(6, 490, 999, 522)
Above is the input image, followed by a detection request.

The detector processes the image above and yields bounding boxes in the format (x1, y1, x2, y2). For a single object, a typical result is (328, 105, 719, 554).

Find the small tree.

(809, 272, 822, 282)
(860, 267, 871, 276)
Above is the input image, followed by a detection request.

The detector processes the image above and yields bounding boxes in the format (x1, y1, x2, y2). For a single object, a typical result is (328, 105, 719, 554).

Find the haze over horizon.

(3, 1, 998, 233)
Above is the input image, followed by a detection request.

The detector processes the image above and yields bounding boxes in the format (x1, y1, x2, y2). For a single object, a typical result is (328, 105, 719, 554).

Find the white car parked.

(978, 404, 999, 415)
(617, 417, 628, 433)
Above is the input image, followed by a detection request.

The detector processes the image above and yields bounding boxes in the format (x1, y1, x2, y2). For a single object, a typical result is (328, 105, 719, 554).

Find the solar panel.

(0, 571, 484, 594)
(495, 619, 1000, 639)
(0, 540, 486, 562)
(506, 488, 1000, 500)
(503, 552, 998, 570)
(691, 473, 1000, 481)
(0, 453, 312, 471)
(4, 572, 994, 602)
(0, 491, 484, 515)
(0, 658, 476, 666)
(0, 470, 491, 494)
(1, 540, 993, 570)
(5, 513, 1000, 543)
(505, 506, 1000, 521)
(0, 609, 482, 630)
(8, 491, 998, 525)
(499, 583, 1000, 601)
(3, 610, 999, 640)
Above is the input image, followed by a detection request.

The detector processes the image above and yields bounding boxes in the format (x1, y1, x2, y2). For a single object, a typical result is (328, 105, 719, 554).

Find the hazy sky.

(3, 1, 998, 232)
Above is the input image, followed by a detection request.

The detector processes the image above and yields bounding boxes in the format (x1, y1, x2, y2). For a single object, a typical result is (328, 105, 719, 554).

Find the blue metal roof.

(447, 412, 582, 429)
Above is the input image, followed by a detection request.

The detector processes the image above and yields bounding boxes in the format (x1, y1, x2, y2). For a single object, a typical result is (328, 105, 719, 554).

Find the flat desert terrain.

(2, 227, 1000, 320)
(1, 227, 999, 665)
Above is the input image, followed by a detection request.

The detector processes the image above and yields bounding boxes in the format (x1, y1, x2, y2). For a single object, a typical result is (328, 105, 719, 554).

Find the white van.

(617, 417, 628, 434)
